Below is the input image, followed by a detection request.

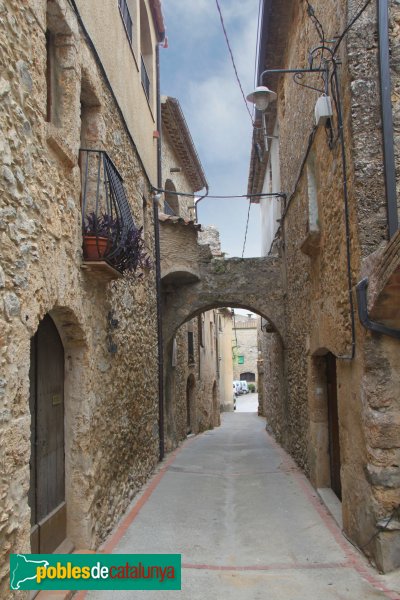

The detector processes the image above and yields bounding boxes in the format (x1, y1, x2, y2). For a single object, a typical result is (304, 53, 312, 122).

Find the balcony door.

(29, 314, 66, 553)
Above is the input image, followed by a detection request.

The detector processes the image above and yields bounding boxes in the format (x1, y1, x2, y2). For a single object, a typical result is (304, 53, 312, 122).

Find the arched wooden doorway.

(29, 314, 66, 553)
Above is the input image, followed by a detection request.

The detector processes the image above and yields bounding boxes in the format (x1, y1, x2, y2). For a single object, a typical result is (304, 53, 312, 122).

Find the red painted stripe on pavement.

(182, 561, 349, 571)
(264, 429, 400, 600)
(74, 437, 193, 600)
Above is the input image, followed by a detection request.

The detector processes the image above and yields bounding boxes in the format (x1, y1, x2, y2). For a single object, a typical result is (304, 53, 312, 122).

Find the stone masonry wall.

(232, 321, 259, 387)
(391, 0, 400, 206)
(164, 311, 221, 451)
(0, 1, 159, 595)
(161, 132, 221, 450)
(260, 0, 400, 570)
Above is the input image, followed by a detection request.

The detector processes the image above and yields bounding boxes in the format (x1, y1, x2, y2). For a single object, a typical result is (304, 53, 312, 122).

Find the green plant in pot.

(82, 212, 116, 260)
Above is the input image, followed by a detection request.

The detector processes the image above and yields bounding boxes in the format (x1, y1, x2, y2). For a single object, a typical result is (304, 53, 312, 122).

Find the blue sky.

(160, 0, 261, 258)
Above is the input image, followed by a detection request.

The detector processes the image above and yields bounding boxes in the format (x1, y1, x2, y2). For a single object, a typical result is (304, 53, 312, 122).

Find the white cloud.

(162, 0, 262, 255)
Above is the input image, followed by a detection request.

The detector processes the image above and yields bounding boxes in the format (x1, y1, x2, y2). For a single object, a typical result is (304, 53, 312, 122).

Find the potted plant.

(115, 226, 152, 274)
(82, 212, 116, 261)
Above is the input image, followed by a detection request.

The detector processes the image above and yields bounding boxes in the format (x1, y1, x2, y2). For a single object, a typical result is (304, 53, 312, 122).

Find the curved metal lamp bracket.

(356, 278, 400, 339)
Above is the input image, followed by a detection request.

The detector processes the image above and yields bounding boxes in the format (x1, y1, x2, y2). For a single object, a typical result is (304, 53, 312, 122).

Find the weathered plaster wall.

(74, 0, 159, 182)
(0, 1, 158, 595)
(161, 122, 196, 220)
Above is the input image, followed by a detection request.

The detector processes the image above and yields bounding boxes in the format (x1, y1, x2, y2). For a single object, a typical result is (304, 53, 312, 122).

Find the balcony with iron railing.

(119, 0, 133, 44)
(141, 55, 150, 102)
(80, 149, 149, 278)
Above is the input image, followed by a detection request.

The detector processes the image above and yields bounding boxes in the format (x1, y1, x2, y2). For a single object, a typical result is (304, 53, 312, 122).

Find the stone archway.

(162, 257, 284, 347)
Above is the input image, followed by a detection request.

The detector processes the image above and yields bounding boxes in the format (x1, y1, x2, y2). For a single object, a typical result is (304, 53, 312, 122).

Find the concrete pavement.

(81, 413, 400, 600)
(235, 392, 258, 412)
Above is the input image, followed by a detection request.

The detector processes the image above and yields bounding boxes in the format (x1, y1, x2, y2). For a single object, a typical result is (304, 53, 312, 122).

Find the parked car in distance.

(233, 381, 242, 395)
(239, 381, 249, 394)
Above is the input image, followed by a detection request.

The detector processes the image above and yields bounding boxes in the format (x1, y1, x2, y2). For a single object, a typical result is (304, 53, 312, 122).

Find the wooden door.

(29, 314, 66, 553)
(186, 376, 194, 434)
(326, 353, 342, 500)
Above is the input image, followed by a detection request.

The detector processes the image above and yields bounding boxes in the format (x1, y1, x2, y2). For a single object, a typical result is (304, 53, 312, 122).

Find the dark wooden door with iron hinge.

(29, 314, 66, 553)
(326, 353, 342, 501)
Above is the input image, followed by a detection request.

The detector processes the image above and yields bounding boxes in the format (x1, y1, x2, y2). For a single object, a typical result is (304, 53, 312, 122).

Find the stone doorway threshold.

(30, 544, 92, 600)
(317, 487, 343, 529)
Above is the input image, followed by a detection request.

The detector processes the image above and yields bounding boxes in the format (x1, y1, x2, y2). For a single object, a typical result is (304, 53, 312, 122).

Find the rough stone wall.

(0, 1, 158, 595)
(260, 0, 354, 469)
(164, 310, 221, 451)
(159, 221, 201, 281)
(161, 114, 222, 449)
(198, 310, 220, 430)
(391, 0, 400, 206)
(198, 225, 223, 256)
(258, 330, 285, 442)
(232, 320, 259, 386)
(163, 256, 284, 345)
(346, 0, 389, 254)
(258, 0, 400, 571)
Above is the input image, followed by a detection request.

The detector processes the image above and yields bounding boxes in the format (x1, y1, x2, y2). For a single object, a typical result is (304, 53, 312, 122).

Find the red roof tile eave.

(150, 0, 165, 42)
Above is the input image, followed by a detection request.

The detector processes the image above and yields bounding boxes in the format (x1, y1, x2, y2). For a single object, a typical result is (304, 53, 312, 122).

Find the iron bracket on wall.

(356, 278, 400, 340)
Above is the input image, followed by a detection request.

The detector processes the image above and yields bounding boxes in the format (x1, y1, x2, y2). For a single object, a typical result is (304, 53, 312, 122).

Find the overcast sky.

(160, 0, 261, 258)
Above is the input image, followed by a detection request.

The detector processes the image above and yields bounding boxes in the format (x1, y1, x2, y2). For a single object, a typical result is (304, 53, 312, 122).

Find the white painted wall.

(260, 121, 282, 256)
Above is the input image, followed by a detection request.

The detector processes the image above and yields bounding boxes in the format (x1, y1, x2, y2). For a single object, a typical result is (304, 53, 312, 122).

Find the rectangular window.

(198, 316, 204, 348)
(45, 30, 60, 125)
(188, 332, 195, 365)
(238, 355, 244, 365)
(119, 0, 133, 44)
(141, 55, 150, 101)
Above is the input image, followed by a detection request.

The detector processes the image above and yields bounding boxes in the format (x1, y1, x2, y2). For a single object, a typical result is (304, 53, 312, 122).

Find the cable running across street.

(215, 0, 254, 124)
(241, 199, 252, 258)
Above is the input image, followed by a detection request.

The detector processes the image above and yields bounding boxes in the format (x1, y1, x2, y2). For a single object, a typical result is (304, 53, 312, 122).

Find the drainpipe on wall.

(378, 0, 398, 237)
(154, 43, 165, 460)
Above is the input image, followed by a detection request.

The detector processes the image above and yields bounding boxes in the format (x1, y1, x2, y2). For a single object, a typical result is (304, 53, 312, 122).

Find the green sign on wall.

(238, 355, 244, 364)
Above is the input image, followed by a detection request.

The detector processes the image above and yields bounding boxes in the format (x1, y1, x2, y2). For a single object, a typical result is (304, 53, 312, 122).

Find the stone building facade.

(159, 96, 234, 451)
(0, 0, 165, 596)
(232, 313, 259, 388)
(249, 0, 400, 571)
(217, 308, 235, 413)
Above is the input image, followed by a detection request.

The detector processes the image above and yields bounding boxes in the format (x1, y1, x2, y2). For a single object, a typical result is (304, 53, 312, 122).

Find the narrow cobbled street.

(81, 413, 399, 600)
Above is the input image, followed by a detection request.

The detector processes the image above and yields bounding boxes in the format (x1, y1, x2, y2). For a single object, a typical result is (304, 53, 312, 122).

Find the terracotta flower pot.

(82, 235, 109, 260)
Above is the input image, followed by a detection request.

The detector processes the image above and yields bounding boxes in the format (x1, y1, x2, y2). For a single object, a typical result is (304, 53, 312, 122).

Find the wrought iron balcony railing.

(80, 149, 139, 274)
(119, 0, 133, 44)
(141, 55, 150, 101)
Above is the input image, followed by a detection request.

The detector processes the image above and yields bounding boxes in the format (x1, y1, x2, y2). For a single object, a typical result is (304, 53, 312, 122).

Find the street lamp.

(246, 86, 277, 112)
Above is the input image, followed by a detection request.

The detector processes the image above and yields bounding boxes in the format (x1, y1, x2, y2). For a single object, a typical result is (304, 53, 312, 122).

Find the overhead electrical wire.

(152, 186, 285, 200)
(215, 0, 254, 124)
(241, 199, 252, 258)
